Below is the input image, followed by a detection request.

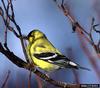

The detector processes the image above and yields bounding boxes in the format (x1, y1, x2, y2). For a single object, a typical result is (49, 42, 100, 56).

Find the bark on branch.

(0, 43, 81, 88)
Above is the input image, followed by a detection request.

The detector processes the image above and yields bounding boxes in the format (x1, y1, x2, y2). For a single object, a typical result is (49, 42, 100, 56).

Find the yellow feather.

(27, 30, 60, 71)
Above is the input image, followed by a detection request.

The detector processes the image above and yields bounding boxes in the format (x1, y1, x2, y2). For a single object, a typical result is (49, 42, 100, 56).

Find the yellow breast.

(27, 38, 60, 71)
(32, 56, 58, 71)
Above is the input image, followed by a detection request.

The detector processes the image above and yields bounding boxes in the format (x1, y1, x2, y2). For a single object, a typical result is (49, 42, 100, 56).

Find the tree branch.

(53, 0, 100, 80)
(1, 70, 11, 88)
(0, 0, 97, 87)
(54, 0, 100, 54)
(0, 42, 81, 88)
(1, 0, 29, 63)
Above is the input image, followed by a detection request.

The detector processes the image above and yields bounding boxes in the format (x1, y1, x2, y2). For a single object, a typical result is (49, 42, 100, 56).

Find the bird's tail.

(78, 65, 91, 71)
(67, 61, 91, 71)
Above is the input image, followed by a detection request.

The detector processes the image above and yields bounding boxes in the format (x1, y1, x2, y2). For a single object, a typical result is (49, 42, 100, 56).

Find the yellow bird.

(26, 29, 90, 72)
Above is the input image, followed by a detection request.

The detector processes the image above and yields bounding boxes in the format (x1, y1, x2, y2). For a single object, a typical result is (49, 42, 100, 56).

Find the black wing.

(33, 52, 90, 71)
(33, 52, 70, 61)
(33, 52, 73, 68)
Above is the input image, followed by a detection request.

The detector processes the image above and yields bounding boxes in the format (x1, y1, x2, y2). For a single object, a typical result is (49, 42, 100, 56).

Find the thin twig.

(72, 70, 80, 84)
(1, 70, 11, 88)
(54, 0, 100, 56)
(28, 71, 31, 88)
(1, 0, 29, 63)
(36, 75, 42, 88)
(53, 0, 100, 80)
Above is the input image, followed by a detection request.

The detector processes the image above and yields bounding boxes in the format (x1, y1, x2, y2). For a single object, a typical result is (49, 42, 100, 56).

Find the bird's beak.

(22, 36, 28, 40)
(18, 35, 28, 40)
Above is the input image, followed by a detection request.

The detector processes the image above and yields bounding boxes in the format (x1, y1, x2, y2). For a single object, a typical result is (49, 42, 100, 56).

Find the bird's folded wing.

(33, 52, 70, 64)
(33, 52, 91, 71)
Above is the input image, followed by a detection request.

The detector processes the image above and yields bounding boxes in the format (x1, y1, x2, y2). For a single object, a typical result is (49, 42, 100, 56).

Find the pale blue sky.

(0, 0, 100, 87)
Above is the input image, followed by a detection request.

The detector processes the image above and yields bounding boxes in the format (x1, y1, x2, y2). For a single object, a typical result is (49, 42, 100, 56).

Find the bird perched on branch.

(26, 29, 90, 72)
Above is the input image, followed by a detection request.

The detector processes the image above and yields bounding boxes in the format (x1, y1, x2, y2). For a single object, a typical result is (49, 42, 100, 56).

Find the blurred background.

(0, 0, 100, 88)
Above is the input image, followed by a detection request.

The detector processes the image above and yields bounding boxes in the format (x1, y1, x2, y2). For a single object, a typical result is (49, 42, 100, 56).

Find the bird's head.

(27, 29, 46, 43)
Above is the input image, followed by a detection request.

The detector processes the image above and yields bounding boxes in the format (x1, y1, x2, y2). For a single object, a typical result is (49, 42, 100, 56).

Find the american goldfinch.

(26, 29, 90, 72)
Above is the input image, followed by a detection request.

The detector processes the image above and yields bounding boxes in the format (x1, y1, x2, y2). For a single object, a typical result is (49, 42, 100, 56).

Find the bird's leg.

(17, 35, 28, 40)
(41, 72, 50, 87)
(25, 62, 37, 72)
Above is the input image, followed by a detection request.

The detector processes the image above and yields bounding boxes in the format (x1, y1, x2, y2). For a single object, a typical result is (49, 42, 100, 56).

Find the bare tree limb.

(1, 0, 29, 63)
(0, 0, 98, 87)
(53, 0, 100, 80)
(54, 0, 100, 54)
(1, 0, 79, 87)
(0, 42, 81, 88)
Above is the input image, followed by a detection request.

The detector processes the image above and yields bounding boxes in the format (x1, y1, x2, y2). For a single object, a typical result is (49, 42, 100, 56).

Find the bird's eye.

(28, 34, 34, 40)
(30, 35, 35, 38)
